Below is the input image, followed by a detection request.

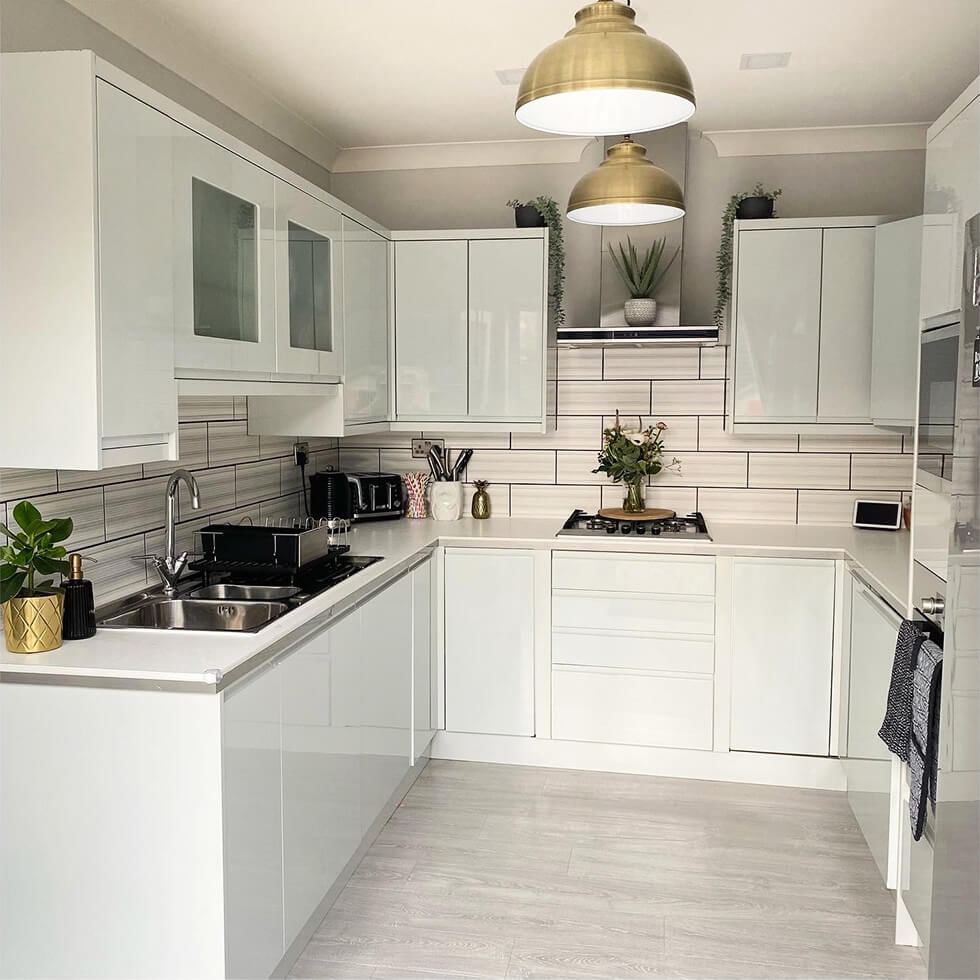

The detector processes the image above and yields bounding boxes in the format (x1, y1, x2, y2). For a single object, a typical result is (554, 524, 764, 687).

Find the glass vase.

(622, 476, 646, 514)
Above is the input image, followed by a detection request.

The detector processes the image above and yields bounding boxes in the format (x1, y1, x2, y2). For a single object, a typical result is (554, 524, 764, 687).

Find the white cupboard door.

(360, 574, 413, 832)
(445, 549, 535, 736)
(412, 558, 435, 762)
(275, 180, 344, 379)
(395, 240, 468, 419)
(173, 123, 276, 376)
(96, 80, 178, 456)
(468, 239, 545, 420)
(871, 217, 922, 426)
(733, 229, 822, 422)
(730, 558, 835, 756)
(343, 219, 389, 422)
(818, 227, 876, 421)
(281, 614, 361, 946)
(222, 663, 284, 979)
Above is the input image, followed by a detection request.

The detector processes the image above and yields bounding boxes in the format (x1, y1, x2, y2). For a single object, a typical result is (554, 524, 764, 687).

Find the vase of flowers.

(593, 415, 679, 514)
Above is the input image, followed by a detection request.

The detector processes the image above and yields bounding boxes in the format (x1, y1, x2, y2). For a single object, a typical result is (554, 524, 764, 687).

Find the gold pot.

(2, 593, 64, 654)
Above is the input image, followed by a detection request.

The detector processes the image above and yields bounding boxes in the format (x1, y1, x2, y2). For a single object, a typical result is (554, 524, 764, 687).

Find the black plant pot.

(736, 196, 775, 220)
(514, 205, 546, 228)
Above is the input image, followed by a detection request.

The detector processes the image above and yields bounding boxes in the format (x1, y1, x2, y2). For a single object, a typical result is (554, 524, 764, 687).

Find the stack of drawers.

(551, 552, 716, 750)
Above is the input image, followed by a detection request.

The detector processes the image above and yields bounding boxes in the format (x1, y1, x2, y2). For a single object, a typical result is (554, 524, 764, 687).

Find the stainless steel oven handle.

(920, 596, 946, 616)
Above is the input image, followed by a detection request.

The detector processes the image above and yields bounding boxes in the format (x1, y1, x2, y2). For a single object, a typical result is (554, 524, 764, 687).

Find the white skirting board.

(430, 731, 847, 791)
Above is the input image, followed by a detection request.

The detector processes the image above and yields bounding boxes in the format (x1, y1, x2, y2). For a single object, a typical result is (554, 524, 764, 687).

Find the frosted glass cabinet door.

(343, 218, 389, 423)
(818, 227, 876, 421)
(275, 180, 344, 378)
(733, 228, 822, 421)
(468, 239, 545, 420)
(395, 240, 468, 419)
(173, 123, 276, 375)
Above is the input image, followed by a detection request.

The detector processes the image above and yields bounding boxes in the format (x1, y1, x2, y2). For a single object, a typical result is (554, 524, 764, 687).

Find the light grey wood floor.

(290, 760, 926, 979)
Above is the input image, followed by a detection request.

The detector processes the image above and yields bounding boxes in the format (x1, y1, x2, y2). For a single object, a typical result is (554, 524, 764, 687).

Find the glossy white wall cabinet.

(343, 219, 390, 424)
(274, 181, 344, 378)
(395, 240, 469, 418)
(468, 239, 546, 420)
(729, 217, 884, 434)
(393, 231, 549, 431)
(222, 662, 284, 979)
(730, 558, 835, 755)
(0, 53, 178, 469)
(445, 549, 535, 736)
(174, 120, 277, 377)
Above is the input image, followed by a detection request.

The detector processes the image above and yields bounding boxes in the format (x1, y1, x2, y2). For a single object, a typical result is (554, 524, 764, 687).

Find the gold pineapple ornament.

(471, 481, 491, 520)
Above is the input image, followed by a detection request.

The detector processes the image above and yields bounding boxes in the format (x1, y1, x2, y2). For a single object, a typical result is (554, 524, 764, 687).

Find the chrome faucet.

(146, 469, 202, 596)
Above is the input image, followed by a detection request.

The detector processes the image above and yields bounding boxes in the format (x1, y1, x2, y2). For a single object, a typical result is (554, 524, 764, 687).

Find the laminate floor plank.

(290, 760, 926, 980)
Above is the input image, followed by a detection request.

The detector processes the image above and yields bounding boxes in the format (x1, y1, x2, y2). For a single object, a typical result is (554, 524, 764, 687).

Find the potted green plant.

(593, 414, 680, 514)
(608, 236, 678, 327)
(506, 196, 566, 325)
(0, 501, 73, 654)
(714, 183, 782, 328)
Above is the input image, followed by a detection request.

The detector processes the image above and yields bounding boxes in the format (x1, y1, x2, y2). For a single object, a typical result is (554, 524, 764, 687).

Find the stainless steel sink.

(98, 597, 288, 632)
(187, 583, 302, 602)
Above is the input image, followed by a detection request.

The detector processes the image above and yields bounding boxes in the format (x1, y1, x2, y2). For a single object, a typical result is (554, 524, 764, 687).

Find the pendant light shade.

(516, 1, 695, 137)
(567, 137, 684, 226)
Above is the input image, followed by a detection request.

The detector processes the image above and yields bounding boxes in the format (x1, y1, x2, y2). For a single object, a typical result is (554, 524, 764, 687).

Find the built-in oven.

(916, 314, 960, 490)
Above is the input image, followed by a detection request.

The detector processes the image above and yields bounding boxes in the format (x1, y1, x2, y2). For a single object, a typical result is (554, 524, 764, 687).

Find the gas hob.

(558, 509, 711, 541)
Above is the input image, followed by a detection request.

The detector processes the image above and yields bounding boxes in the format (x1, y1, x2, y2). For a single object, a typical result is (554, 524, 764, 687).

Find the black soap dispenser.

(63, 553, 96, 640)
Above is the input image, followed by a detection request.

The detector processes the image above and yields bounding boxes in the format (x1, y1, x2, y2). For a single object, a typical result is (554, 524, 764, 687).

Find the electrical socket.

(293, 441, 310, 465)
(411, 437, 444, 459)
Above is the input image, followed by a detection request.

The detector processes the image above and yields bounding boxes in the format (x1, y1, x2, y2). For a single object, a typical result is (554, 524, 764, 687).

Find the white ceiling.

(70, 0, 979, 149)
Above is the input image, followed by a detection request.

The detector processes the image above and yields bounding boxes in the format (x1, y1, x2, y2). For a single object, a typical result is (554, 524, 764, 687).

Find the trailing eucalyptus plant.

(714, 183, 782, 328)
(507, 196, 566, 324)
(0, 501, 73, 604)
(608, 236, 678, 299)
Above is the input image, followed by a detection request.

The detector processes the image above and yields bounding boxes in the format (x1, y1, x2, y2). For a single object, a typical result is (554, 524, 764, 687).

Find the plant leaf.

(0, 571, 26, 605)
(32, 556, 69, 576)
(12, 501, 42, 534)
(45, 518, 73, 544)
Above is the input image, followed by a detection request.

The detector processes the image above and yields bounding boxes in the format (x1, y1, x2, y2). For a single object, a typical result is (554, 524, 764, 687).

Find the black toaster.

(344, 472, 404, 522)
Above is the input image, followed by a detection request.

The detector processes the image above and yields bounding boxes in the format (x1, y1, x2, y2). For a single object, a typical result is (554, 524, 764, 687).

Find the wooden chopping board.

(598, 507, 675, 522)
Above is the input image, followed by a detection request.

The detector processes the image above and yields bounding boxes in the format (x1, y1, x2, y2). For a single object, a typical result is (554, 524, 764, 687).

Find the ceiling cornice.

(332, 137, 596, 173)
(702, 123, 928, 157)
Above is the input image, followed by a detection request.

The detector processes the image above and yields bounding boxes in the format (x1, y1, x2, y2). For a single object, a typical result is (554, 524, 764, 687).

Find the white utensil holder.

(430, 481, 464, 521)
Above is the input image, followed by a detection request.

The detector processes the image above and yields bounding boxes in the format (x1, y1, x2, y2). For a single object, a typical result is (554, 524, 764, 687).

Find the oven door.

(917, 316, 960, 491)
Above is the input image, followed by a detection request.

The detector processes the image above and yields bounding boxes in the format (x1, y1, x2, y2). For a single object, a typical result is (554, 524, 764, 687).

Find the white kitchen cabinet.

(871, 217, 923, 427)
(360, 572, 413, 831)
(468, 239, 546, 420)
(174, 120, 277, 377)
(0, 53, 178, 470)
(274, 180, 344, 379)
(412, 557, 436, 762)
(730, 558, 836, 756)
(843, 572, 902, 886)
(445, 549, 535, 736)
(343, 218, 390, 424)
(920, 83, 980, 321)
(395, 239, 469, 418)
(729, 217, 885, 433)
(222, 661, 284, 980)
(280, 611, 361, 945)
(818, 227, 876, 420)
(393, 231, 549, 431)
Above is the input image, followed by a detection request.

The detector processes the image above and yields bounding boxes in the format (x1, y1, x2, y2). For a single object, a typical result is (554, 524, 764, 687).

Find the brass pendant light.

(516, 0, 695, 137)
(566, 137, 684, 226)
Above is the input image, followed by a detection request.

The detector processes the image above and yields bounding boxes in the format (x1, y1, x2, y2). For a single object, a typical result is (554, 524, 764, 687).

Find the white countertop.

(0, 517, 910, 689)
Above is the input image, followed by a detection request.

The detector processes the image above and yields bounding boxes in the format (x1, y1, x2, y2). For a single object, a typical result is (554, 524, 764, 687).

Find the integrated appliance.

(852, 499, 903, 530)
(558, 509, 711, 540)
(310, 471, 404, 522)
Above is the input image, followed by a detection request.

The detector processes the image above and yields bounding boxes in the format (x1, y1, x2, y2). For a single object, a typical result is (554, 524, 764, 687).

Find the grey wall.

(0, 0, 334, 193)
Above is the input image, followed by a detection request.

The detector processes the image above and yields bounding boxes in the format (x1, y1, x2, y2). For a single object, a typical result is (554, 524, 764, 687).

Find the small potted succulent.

(506, 196, 566, 325)
(593, 414, 680, 514)
(609, 236, 678, 327)
(0, 501, 74, 653)
(714, 183, 782, 328)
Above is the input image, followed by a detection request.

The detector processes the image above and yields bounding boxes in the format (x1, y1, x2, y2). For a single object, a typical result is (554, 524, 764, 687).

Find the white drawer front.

(553, 629, 714, 674)
(552, 667, 714, 750)
(553, 553, 715, 596)
(553, 592, 715, 636)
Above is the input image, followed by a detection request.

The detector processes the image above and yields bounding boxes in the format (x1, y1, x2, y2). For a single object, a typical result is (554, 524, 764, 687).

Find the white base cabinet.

(445, 548, 535, 736)
(730, 558, 836, 756)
